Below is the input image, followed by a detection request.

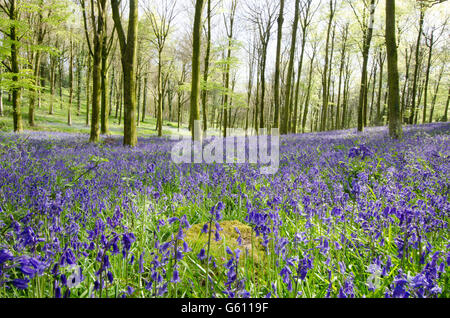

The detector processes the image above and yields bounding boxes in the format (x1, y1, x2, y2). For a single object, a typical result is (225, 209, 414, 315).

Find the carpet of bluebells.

(0, 123, 449, 298)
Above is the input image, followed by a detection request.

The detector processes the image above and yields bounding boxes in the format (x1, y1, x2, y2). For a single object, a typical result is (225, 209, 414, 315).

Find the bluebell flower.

(12, 278, 29, 290)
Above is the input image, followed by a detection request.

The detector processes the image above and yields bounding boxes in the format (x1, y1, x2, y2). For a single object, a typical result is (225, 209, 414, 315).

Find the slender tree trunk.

(429, 65, 444, 123)
(68, 33, 73, 126)
(10, 0, 23, 132)
(320, 0, 335, 131)
(409, 7, 425, 124)
(376, 52, 385, 125)
(142, 76, 147, 122)
(443, 86, 450, 122)
(49, 53, 56, 115)
(201, 0, 211, 133)
(281, 0, 299, 135)
(357, 0, 376, 132)
(386, 0, 402, 139)
(101, 32, 109, 134)
(422, 32, 433, 124)
(189, 0, 205, 141)
(86, 54, 91, 126)
(76, 49, 82, 116)
(222, 1, 237, 137)
(302, 50, 316, 133)
(273, 0, 284, 129)
(112, 0, 139, 146)
(336, 24, 348, 130)
(401, 47, 411, 119)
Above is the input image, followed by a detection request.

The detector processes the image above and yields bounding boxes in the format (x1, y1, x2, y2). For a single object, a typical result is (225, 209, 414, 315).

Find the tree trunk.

(101, 32, 109, 134)
(201, 0, 211, 133)
(68, 34, 73, 126)
(409, 7, 425, 124)
(112, 0, 139, 147)
(429, 64, 444, 123)
(320, 0, 335, 132)
(422, 32, 433, 124)
(386, 0, 402, 139)
(281, 0, 299, 135)
(189, 0, 205, 141)
(357, 0, 376, 132)
(10, 0, 23, 132)
(273, 0, 284, 129)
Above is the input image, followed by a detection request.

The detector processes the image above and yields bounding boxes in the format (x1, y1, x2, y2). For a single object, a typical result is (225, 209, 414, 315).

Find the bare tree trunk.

(201, 0, 211, 133)
(386, 0, 402, 139)
(281, 0, 299, 135)
(112, 0, 139, 147)
(189, 0, 205, 141)
(302, 47, 316, 133)
(68, 33, 73, 126)
(443, 86, 450, 122)
(273, 0, 284, 129)
(429, 64, 444, 123)
(357, 0, 376, 132)
(9, 0, 23, 132)
(409, 6, 424, 124)
(320, 0, 336, 132)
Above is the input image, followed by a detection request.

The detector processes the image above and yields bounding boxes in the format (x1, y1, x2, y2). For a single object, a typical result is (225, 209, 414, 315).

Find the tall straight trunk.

(222, 0, 237, 137)
(259, 49, 268, 132)
(81, 0, 106, 142)
(376, 52, 385, 125)
(293, 33, 306, 134)
(68, 34, 73, 126)
(409, 7, 424, 124)
(9, 0, 23, 132)
(157, 52, 163, 136)
(401, 47, 412, 118)
(101, 33, 109, 134)
(136, 72, 141, 127)
(28, 50, 42, 126)
(357, 0, 376, 132)
(341, 55, 351, 129)
(76, 50, 82, 116)
(58, 53, 63, 110)
(90, 36, 102, 142)
(386, 0, 402, 139)
(336, 24, 348, 130)
(429, 65, 444, 123)
(281, 0, 300, 135)
(86, 54, 91, 126)
(245, 41, 255, 135)
(369, 59, 377, 125)
(49, 52, 56, 115)
(254, 61, 261, 134)
(142, 76, 147, 122)
(320, 0, 335, 131)
(422, 32, 433, 124)
(112, 0, 139, 147)
(28, 0, 45, 127)
(273, 0, 285, 129)
(201, 0, 211, 132)
(326, 25, 336, 130)
(189, 0, 205, 141)
(443, 86, 450, 122)
(109, 68, 114, 116)
(302, 51, 316, 133)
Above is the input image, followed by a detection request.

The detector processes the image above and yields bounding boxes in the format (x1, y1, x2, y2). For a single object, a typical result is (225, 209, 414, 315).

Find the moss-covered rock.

(184, 220, 266, 267)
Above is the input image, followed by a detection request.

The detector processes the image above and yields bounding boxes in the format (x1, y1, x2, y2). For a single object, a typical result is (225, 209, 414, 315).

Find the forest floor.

(0, 121, 449, 298)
